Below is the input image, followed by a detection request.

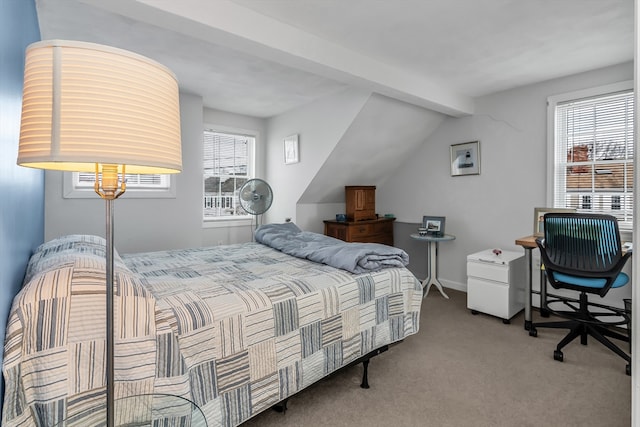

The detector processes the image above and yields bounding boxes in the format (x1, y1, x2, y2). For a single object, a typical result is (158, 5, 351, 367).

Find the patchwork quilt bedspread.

(2, 234, 422, 427)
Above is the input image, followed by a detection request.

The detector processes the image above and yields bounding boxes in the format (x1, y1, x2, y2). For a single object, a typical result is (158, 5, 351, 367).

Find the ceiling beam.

(79, 0, 474, 117)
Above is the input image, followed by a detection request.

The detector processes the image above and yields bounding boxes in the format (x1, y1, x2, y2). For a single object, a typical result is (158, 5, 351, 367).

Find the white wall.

(43, 62, 633, 271)
(264, 89, 446, 233)
(264, 87, 371, 229)
(377, 61, 633, 296)
(45, 92, 267, 253)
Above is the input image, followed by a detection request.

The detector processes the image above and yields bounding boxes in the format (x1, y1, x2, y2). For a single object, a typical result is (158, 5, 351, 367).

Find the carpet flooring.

(241, 289, 631, 427)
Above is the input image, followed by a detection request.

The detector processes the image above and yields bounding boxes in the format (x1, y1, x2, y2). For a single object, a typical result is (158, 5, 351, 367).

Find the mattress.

(2, 234, 422, 426)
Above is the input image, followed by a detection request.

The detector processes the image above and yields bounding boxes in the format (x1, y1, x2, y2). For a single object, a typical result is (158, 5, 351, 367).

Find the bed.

(2, 224, 422, 426)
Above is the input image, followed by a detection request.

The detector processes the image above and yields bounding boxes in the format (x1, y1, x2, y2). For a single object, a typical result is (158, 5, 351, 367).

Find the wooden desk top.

(516, 234, 631, 253)
(515, 235, 538, 248)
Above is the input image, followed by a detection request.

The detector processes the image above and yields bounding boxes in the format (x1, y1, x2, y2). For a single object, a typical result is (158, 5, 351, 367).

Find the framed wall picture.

(284, 134, 299, 164)
(422, 215, 446, 237)
(533, 207, 576, 237)
(450, 141, 480, 176)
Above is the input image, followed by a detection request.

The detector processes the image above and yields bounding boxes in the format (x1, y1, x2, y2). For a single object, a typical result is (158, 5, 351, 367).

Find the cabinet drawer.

(467, 276, 524, 318)
(467, 261, 509, 283)
(467, 277, 511, 318)
(325, 225, 347, 241)
(371, 221, 392, 234)
(324, 218, 394, 245)
(350, 223, 372, 238)
(357, 234, 385, 244)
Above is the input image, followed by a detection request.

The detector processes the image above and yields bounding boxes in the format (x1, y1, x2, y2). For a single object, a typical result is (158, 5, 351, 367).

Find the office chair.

(531, 213, 632, 375)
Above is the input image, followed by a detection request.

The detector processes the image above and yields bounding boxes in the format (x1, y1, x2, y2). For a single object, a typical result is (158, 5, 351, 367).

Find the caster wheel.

(529, 328, 538, 337)
(471, 310, 479, 315)
(502, 319, 510, 325)
(553, 350, 564, 362)
(626, 364, 631, 376)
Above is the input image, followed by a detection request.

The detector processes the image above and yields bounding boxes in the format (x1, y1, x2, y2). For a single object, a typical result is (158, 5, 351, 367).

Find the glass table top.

(53, 393, 207, 427)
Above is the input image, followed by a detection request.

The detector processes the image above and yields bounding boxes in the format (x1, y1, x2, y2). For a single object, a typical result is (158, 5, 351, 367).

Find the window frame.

(202, 125, 256, 227)
(63, 171, 176, 199)
(546, 80, 634, 233)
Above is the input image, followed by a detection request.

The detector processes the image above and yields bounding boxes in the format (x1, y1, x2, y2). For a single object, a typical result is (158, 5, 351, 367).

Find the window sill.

(202, 217, 253, 229)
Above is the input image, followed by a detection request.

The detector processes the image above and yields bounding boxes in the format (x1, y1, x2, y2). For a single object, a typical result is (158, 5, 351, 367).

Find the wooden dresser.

(324, 217, 395, 246)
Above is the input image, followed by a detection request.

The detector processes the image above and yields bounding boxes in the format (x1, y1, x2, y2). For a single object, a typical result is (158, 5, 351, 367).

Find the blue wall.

(0, 0, 43, 407)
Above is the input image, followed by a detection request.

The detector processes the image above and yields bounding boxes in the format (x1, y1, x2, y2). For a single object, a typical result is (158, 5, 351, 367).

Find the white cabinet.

(467, 249, 525, 323)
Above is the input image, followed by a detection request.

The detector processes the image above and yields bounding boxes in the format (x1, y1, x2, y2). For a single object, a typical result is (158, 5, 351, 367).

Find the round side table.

(410, 233, 456, 299)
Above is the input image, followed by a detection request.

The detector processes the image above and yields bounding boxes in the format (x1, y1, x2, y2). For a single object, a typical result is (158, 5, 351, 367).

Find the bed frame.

(272, 344, 390, 414)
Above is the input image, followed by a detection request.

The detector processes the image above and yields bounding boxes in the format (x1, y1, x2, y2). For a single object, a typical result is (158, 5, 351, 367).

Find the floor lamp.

(16, 40, 182, 426)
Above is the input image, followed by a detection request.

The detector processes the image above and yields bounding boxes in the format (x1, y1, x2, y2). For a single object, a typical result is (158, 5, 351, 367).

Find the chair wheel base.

(529, 328, 537, 337)
(554, 350, 564, 362)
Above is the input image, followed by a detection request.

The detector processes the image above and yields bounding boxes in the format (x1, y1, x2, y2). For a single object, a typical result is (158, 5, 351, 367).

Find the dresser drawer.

(323, 218, 394, 245)
(349, 223, 373, 238)
(356, 234, 385, 244)
(324, 224, 347, 241)
(371, 221, 393, 234)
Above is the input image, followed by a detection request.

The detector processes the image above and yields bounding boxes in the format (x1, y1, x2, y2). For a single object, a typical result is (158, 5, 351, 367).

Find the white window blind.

(64, 171, 175, 198)
(74, 172, 171, 189)
(552, 88, 634, 230)
(203, 129, 254, 220)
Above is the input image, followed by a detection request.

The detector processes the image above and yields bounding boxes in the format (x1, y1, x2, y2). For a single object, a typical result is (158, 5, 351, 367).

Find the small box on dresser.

(345, 186, 376, 221)
(467, 249, 525, 323)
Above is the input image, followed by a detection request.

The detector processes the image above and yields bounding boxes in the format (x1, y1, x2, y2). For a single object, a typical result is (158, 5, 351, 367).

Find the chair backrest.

(537, 213, 632, 296)
(542, 213, 622, 274)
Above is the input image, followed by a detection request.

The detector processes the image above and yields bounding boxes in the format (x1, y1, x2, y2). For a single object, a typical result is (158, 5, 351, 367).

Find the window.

(203, 129, 255, 220)
(612, 195, 621, 210)
(548, 81, 634, 231)
(64, 171, 175, 198)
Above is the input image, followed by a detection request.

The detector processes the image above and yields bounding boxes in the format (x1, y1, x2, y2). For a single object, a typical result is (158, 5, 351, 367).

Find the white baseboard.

(441, 279, 466, 293)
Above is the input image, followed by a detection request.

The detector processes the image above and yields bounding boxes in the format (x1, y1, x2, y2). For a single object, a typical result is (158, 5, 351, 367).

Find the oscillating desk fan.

(239, 178, 273, 231)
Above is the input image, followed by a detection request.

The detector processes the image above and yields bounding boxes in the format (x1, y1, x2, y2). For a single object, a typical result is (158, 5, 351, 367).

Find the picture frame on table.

(422, 215, 446, 237)
(284, 134, 299, 164)
(533, 207, 576, 237)
(450, 141, 480, 176)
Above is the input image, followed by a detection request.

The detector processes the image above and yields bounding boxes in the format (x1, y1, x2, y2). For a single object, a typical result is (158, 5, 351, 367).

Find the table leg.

(524, 247, 532, 330)
(423, 241, 449, 299)
(539, 264, 549, 317)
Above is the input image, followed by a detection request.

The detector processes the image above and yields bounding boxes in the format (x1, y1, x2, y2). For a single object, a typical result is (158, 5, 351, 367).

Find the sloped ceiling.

(299, 93, 446, 204)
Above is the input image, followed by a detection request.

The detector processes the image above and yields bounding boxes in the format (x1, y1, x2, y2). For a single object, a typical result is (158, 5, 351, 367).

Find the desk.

(410, 233, 456, 299)
(515, 235, 539, 330)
